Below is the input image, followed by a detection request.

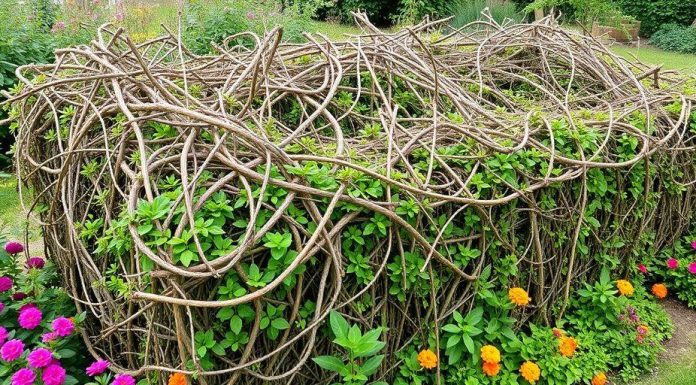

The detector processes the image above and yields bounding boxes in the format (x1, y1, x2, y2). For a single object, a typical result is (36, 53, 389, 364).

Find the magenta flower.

(11, 368, 35, 385)
(0, 276, 12, 292)
(86, 359, 110, 376)
(638, 263, 648, 274)
(4, 241, 24, 255)
(42, 332, 58, 343)
(0, 326, 8, 345)
(18, 307, 42, 330)
(1, 339, 24, 361)
(19, 303, 37, 312)
(27, 257, 45, 269)
(689, 262, 696, 274)
(113, 374, 136, 385)
(691, 240, 696, 250)
(667, 258, 679, 269)
(11, 292, 27, 301)
(43, 364, 66, 385)
(28, 348, 54, 368)
(51, 317, 75, 337)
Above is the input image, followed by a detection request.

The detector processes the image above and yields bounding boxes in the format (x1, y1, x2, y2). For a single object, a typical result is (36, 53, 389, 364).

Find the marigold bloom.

(558, 336, 578, 357)
(417, 349, 438, 369)
(480, 345, 501, 363)
(637, 325, 649, 335)
(652, 283, 668, 299)
(169, 373, 187, 385)
(616, 280, 634, 296)
(592, 372, 607, 385)
(667, 258, 679, 269)
(508, 287, 530, 306)
(482, 361, 501, 376)
(520, 361, 541, 383)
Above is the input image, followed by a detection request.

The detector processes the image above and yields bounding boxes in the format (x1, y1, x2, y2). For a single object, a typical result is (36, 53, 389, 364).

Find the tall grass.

(448, 0, 523, 29)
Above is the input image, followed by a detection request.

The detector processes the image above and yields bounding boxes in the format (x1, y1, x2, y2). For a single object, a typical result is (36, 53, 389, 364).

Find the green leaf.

(271, 318, 290, 330)
(329, 311, 350, 339)
(230, 315, 243, 334)
(312, 355, 345, 373)
(360, 354, 384, 376)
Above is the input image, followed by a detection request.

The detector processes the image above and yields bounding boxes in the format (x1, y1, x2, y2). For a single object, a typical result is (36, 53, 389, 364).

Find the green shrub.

(649, 24, 696, 55)
(615, 0, 696, 36)
(646, 232, 696, 308)
(449, 0, 523, 29)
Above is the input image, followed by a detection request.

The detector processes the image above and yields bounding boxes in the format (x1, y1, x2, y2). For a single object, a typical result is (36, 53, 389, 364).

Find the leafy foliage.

(650, 24, 696, 54)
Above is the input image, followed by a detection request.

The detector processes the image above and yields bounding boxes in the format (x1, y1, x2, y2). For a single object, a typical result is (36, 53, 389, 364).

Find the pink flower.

(27, 257, 45, 269)
(0, 326, 8, 345)
(689, 262, 696, 274)
(1, 339, 24, 361)
(115, 12, 124, 22)
(0, 276, 13, 292)
(4, 241, 24, 255)
(43, 364, 66, 385)
(11, 368, 35, 385)
(667, 258, 679, 269)
(19, 303, 37, 312)
(113, 374, 136, 385)
(18, 307, 42, 330)
(51, 317, 75, 337)
(638, 263, 648, 274)
(28, 348, 54, 368)
(247, 11, 255, 20)
(51, 21, 66, 33)
(691, 240, 696, 250)
(86, 359, 110, 376)
(42, 332, 58, 343)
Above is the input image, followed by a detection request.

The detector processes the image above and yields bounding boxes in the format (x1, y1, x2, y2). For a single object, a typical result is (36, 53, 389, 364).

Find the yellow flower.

(558, 336, 578, 357)
(508, 287, 530, 307)
(616, 279, 634, 296)
(592, 372, 607, 385)
(520, 361, 541, 383)
(480, 345, 501, 364)
(482, 361, 500, 376)
(168, 373, 187, 385)
(417, 349, 438, 369)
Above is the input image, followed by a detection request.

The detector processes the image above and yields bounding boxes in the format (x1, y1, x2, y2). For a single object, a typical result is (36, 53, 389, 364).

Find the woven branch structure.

(6, 12, 696, 385)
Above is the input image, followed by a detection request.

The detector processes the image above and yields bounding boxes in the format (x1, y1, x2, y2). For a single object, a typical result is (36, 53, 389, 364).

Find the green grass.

(609, 44, 696, 75)
(0, 177, 41, 246)
(630, 353, 696, 385)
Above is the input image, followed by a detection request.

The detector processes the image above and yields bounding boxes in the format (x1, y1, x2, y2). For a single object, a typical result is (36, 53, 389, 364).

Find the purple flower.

(115, 12, 124, 22)
(11, 368, 35, 385)
(247, 11, 255, 20)
(28, 348, 54, 368)
(0, 326, 8, 345)
(51, 317, 75, 337)
(0, 276, 13, 292)
(113, 374, 136, 385)
(86, 359, 110, 376)
(1, 339, 24, 361)
(43, 364, 66, 385)
(18, 307, 42, 330)
(12, 292, 27, 301)
(689, 262, 696, 275)
(19, 303, 37, 312)
(4, 241, 24, 255)
(27, 257, 45, 269)
(42, 332, 58, 343)
(51, 21, 66, 33)
(667, 258, 679, 269)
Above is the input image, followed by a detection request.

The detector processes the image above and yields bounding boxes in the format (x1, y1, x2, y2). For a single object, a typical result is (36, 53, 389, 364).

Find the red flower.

(667, 258, 679, 269)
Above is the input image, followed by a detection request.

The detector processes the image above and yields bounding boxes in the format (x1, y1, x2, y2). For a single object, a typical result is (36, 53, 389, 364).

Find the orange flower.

(168, 373, 187, 385)
(520, 361, 541, 383)
(652, 283, 668, 299)
(558, 336, 578, 357)
(480, 345, 501, 364)
(508, 287, 530, 307)
(592, 372, 607, 385)
(616, 280, 634, 296)
(482, 361, 501, 376)
(417, 349, 438, 369)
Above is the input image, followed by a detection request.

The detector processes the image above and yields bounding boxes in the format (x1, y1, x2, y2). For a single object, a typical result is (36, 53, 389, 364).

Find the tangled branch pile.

(6, 12, 696, 385)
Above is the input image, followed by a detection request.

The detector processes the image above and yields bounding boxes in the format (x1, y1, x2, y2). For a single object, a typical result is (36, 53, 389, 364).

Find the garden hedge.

(5, 13, 696, 385)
